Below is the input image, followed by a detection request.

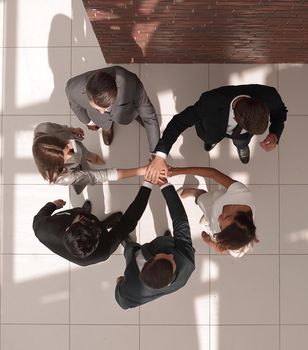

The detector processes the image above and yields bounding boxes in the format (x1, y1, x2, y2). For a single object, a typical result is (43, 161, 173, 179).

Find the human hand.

(53, 199, 66, 209)
(145, 156, 168, 184)
(87, 124, 100, 131)
(157, 177, 168, 187)
(71, 127, 84, 140)
(201, 231, 212, 244)
(259, 133, 278, 152)
(116, 276, 124, 285)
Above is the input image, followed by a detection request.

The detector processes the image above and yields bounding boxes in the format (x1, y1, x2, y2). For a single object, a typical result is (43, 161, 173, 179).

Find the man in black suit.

(115, 180, 195, 309)
(146, 84, 287, 181)
(32, 183, 154, 266)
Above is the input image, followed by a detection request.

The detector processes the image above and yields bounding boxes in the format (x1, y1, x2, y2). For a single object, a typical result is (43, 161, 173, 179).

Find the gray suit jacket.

(33, 122, 117, 194)
(65, 65, 160, 152)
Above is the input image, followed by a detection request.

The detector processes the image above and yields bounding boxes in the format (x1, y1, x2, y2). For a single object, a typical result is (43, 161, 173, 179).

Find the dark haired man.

(32, 181, 157, 266)
(146, 84, 287, 182)
(65, 66, 159, 151)
(115, 180, 195, 309)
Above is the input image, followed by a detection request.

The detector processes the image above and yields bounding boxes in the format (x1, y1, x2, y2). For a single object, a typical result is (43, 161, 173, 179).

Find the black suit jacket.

(32, 186, 152, 266)
(155, 84, 287, 154)
(115, 185, 195, 309)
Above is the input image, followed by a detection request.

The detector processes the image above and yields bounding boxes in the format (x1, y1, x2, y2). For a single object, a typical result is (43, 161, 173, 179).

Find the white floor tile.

(5, 0, 71, 47)
(1, 325, 69, 350)
(250, 185, 279, 254)
(3, 48, 71, 115)
(279, 116, 308, 184)
(2, 115, 70, 184)
(280, 255, 308, 324)
(209, 136, 278, 184)
(70, 325, 139, 350)
(141, 325, 209, 350)
(281, 326, 308, 350)
(209, 64, 277, 88)
(70, 255, 139, 324)
(0, 48, 3, 114)
(1, 255, 69, 323)
(72, 0, 99, 47)
(140, 256, 210, 325)
(280, 186, 308, 254)
(140, 64, 208, 115)
(210, 256, 279, 325)
(278, 64, 308, 115)
(0, 0, 3, 46)
(71, 47, 139, 77)
(210, 325, 279, 350)
(2, 184, 69, 254)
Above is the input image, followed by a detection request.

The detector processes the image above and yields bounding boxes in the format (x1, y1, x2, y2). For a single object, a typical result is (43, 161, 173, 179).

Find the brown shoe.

(102, 122, 114, 146)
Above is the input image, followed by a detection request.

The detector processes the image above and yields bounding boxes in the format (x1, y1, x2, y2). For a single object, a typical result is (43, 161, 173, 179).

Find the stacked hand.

(145, 156, 168, 184)
(53, 199, 66, 209)
(259, 133, 278, 152)
(87, 124, 100, 131)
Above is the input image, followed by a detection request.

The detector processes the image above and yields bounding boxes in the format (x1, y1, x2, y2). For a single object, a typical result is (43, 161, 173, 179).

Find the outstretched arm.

(169, 166, 236, 188)
(145, 106, 197, 183)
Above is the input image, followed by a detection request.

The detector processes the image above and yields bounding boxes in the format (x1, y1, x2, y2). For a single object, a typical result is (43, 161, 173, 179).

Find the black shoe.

(81, 200, 92, 214)
(102, 122, 114, 146)
(102, 211, 123, 229)
(237, 146, 250, 164)
(204, 143, 216, 152)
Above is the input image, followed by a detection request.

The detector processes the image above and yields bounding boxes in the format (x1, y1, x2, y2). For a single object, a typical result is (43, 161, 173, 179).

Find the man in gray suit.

(65, 65, 160, 151)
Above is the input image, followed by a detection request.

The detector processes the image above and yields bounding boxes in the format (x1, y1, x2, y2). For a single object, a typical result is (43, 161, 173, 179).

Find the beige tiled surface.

(1, 325, 69, 350)
(1, 0, 308, 349)
(210, 325, 279, 350)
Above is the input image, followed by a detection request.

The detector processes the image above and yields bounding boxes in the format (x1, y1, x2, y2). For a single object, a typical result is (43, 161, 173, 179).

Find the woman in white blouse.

(168, 167, 258, 258)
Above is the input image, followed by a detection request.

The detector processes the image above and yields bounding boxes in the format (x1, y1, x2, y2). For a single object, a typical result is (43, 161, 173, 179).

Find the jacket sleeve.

(161, 185, 195, 263)
(154, 106, 196, 155)
(32, 202, 57, 237)
(133, 78, 160, 152)
(56, 168, 118, 186)
(267, 87, 287, 142)
(34, 122, 73, 141)
(65, 82, 91, 124)
(106, 186, 152, 251)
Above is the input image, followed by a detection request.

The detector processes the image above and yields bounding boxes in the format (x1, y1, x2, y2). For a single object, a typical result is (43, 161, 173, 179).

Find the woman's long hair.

(214, 211, 257, 251)
(32, 135, 67, 183)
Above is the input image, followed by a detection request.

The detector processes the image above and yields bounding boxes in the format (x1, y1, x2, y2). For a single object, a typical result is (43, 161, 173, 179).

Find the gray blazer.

(65, 65, 160, 152)
(33, 122, 117, 195)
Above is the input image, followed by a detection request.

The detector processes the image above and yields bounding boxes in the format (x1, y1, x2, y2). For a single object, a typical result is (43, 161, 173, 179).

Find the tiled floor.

(0, 1, 308, 350)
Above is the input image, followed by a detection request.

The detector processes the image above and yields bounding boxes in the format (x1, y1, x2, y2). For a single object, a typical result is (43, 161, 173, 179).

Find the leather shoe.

(102, 122, 114, 146)
(81, 200, 92, 214)
(237, 146, 250, 164)
(204, 143, 217, 152)
(102, 211, 123, 229)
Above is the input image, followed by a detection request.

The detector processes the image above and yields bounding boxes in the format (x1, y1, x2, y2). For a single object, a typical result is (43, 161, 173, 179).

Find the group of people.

(32, 65, 287, 308)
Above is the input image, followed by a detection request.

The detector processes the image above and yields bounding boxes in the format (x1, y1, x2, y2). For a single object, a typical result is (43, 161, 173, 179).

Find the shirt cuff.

(142, 181, 154, 189)
(160, 183, 172, 190)
(155, 151, 167, 159)
(107, 168, 119, 181)
(87, 121, 96, 126)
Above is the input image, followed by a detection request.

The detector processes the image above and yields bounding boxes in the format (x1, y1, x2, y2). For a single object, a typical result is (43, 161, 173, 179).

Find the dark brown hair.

(64, 220, 101, 259)
(214, 211, 257, 251)
(86, 71, 117, 108)
(234, 97, 269, 135)
(32, 136, 67, 183)
(140, 257, 174, 289)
